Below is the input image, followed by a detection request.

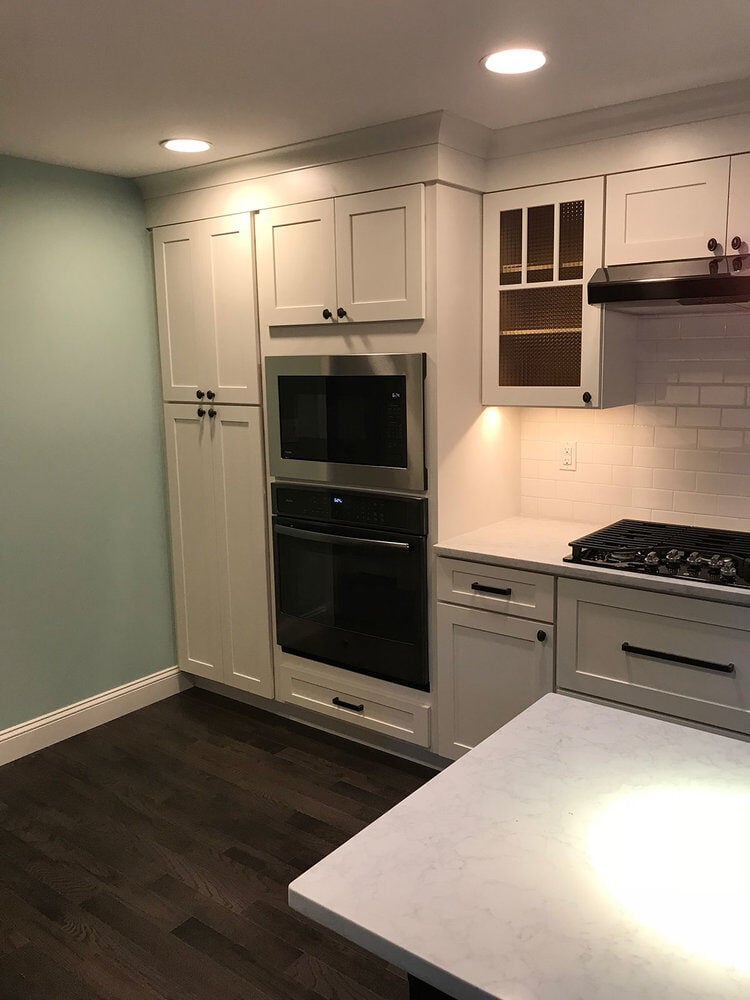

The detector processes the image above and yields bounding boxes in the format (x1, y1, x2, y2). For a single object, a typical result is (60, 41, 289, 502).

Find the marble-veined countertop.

(289, 693, 750, 1000)
(435, 516, 750, 607)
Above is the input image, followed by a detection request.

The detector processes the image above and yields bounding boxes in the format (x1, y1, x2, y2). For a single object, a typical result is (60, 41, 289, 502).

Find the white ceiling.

(4, 0, 750, 178)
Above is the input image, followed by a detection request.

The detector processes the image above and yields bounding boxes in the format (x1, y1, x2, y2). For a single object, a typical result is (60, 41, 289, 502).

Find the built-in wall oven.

(272, 483, 429, 690)
(265, 353, 426, 492)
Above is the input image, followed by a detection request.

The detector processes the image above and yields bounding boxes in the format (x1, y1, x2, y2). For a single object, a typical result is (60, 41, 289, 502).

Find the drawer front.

(276, 658, 430, 747)
(437, 558, 555, 622)
(557, 579, 750, 734)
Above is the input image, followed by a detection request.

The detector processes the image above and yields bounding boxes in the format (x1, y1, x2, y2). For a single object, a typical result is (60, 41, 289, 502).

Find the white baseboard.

(0, 666, 192, 767)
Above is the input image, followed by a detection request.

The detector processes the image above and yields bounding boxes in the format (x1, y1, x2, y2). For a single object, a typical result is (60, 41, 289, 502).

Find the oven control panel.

(272, 483, 427, 536)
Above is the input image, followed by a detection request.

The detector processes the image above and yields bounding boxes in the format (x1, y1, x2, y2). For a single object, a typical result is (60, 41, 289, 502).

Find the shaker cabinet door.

(163, 403, 224, 682)
(604, 158, 730, 264)
(201, 214, 260, 404)
(154, 224, 205, 401)
(727, 153, 750, 256)
(211, 406, 273, 697)
(436, 603, 554, 760)
(334, 185, 425, 322)
(255, 200, 337, 327)
(154, 214, 259, 403)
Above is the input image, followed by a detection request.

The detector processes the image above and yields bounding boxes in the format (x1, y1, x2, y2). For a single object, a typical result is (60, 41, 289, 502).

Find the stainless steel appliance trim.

(275, 523, 411, 551)
(265, 353, 426, 492)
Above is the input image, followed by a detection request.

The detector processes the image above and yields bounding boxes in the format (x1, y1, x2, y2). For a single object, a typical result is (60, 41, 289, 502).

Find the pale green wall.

(0, 154, 176, 730)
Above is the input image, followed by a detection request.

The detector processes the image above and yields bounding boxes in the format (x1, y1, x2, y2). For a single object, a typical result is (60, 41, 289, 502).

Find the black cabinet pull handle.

(621, 642, 735, 674)
(537, 630, 547, 642)
(731, 236, 743, 251)
(733, 256, 744, 272)
(336, 307, 348, 319)
(196, 389, 205, 400)
(582, 391, 592, 404)
(707, 237, 719, 252)
(332, 697, 364, 712)
(197, 407, 206, 417)
(208, 408, 217, 418)
(322, 308, 333, 320)
(206, 390, 216, 400)
(471, 582, 512, 597)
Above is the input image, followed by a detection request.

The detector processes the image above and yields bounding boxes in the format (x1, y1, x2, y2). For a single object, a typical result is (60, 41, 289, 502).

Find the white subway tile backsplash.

(653, 426, 698, 448)
(653, 469, 697, 492)
(675, 407, 721, 427)
(519, 312, 750, 530)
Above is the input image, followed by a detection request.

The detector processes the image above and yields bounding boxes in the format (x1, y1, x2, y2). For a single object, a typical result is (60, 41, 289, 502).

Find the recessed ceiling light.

(160, 138, 212, 153)
(483, 49, 546, 74)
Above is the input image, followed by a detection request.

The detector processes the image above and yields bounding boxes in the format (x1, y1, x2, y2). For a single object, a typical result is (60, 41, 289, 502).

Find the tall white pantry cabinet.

(152, 213, 274, 697)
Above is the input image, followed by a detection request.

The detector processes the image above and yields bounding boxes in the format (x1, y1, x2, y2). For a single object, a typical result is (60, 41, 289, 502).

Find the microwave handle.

(275, 524, 411, 551)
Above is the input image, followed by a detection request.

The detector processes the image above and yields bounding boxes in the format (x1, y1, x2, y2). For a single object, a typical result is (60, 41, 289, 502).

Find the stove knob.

(707, 554, 722, 576)
(720, 560, 737, 582)
(665, 548, 683, 573)
(686, 551, 703, 573)
(644, 551, 660, 572)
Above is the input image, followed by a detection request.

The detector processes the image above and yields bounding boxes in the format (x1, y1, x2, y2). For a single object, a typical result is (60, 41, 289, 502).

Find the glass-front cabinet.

(482, 177, 608, 407)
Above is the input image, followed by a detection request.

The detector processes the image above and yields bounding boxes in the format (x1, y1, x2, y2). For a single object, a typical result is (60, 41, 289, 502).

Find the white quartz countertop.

(289, 694, 750, 1000)
(435, 516, 750, 606)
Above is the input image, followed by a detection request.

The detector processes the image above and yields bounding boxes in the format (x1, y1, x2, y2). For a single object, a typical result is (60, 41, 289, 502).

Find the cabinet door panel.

(255, 201, 337, 326)
(727, 153, 750, 255)
(203, 215, 260, 404)
(482, 177, 604, 407)
(212, 407, 273, 697)
(153, 226, 204, 400)
(437, 604, 553, 759)
(163, 404, 223, 680)
(605, 159, 730, 263)
(335, 185, 425, 321)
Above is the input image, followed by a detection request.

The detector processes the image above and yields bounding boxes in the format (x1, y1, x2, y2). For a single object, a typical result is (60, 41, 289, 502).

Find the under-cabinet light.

(160, 138, 212, 153)
(483, 49, 546, 74)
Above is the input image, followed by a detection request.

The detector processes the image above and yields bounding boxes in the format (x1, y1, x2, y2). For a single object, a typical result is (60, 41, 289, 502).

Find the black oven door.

(272, 518, 428, 690)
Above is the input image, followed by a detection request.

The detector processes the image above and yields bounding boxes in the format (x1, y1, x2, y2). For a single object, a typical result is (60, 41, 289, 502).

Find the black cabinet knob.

(537, 630, 547, 642)
(208, 408, 217, 418)
(707, 237, 719, 252)
(206, 390, 215, 400)
(336, 307, 348, 319)
(322, 308, 333, 320)
(197, 407, 206, 417)
(731, 236, 743, 251)
(196, 390, 205, 399)
(582, 391, 592, 404)
(733, 256, 744, 272)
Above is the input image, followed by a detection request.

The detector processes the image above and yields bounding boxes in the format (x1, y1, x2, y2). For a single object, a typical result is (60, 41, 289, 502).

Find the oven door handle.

(274, 524, 411, 551)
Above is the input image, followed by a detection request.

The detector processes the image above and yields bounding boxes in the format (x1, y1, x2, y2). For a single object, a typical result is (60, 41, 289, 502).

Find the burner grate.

(568, 519, 750, 558)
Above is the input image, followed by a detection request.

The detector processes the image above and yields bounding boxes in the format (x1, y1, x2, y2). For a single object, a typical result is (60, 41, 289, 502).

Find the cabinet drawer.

(437, 558, 554, 622)
(276, 657, 430, 748)
(557, 579, 750, 735)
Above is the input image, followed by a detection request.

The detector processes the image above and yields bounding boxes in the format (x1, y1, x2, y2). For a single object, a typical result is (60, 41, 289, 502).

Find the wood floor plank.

(0, 689, 433, 1000)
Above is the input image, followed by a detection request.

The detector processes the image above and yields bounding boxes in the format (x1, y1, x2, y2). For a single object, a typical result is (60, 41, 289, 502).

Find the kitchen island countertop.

(289, 693, 750, 1000)
(435, 516, 750, 607)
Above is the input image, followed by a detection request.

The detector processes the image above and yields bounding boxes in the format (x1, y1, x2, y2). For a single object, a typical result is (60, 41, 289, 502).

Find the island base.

(408, 974, 456, 999)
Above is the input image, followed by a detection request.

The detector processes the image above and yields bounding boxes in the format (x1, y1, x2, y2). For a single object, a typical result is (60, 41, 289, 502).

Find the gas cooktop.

(564, 519, 750, 589)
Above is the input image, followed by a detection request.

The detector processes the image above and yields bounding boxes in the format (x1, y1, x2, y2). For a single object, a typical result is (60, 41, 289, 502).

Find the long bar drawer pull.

(471, 582, 512, 597)
(621, 642, 735, 674)
(332, 697, 365, 712)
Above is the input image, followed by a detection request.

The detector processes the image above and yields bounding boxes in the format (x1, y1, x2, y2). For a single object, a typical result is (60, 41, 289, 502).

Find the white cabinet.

(256, 185, 425, 326)
(557, 578, 750, 736)
(482, 177, 631, 408)
(163, 403, 273, 698)
(436, 558, 555, 759)
(605, 155, 750, 263)
(153, 214, 260, 405)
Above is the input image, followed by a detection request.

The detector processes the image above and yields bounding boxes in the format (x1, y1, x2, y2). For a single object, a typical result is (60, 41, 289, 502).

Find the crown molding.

(489, 77, 750, 160)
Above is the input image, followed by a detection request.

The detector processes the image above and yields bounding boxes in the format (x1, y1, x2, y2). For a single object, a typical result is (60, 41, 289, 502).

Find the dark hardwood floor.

(0, 688, 435, 1000)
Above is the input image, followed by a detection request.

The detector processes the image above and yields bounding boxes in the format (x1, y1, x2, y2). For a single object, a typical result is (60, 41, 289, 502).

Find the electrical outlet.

(560, 441, 577, 471)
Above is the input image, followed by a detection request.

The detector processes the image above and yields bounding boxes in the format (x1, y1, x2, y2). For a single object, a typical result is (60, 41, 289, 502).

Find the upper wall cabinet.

(483, 177, 626, 408)
(255, 184, 425, 327)
(153, 214, 260, 405)
(605, 156, 750, 264)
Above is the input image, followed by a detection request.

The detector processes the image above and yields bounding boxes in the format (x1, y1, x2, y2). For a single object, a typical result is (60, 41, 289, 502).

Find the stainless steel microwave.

(265, 353, 426, 492)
